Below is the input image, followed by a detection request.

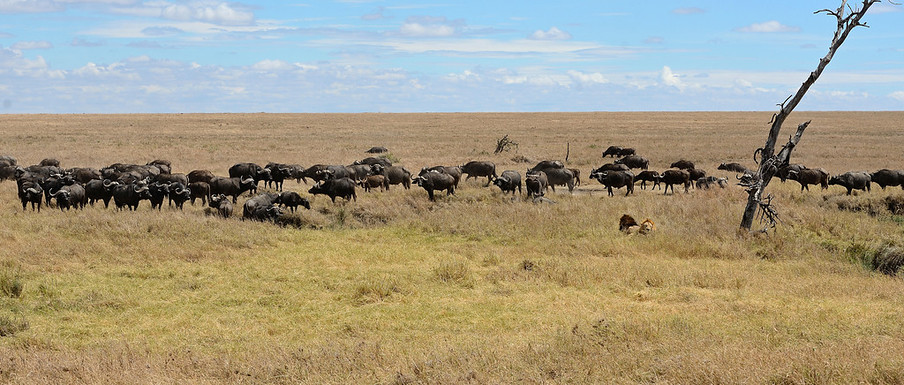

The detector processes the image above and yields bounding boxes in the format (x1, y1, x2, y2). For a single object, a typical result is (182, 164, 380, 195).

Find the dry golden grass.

(0, 112, 903, 384)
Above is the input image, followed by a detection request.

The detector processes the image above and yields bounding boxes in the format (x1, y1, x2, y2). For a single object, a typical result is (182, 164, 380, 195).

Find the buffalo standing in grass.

(670, 160, 695, 170)
(51, 184, 87, 211)
(112, 183, 153, 211)
(229, 162, 272, 194)
(787, 168, 829, 191)
(208, 176, 256, 203)
(659, 169, 690, 194)
(614, 155, 649, 170)
(372, 165, 412, 190)
(634, 170, 661, 190)
(591, 170, 634, 197)
(414, 171, 456, 201)
(188, 169, 215, 184)
(243, 193, 282, 221)
(493, 170, 522, 195)
(168, 182, 191, 210)
(358, 175, 387, 192)
(461, 161, 497, 186)
(870, 169, 904, 190)
(278, 191, 311, 212)
(86, 179, 116, 208)
(542, 168, 576, 193)
(602, 146, 623, 158)
(18, 181, 43, 212)
(777, 164, 808, 182)
(525, 171, 548, 198)
(419, 166, 462, 188)
(718, 162, 751, 174)
(308, 177, 357, 202)
(209, 194, 233, 218)
(188, 181, 210, 205)
(829, 172, 871, 195)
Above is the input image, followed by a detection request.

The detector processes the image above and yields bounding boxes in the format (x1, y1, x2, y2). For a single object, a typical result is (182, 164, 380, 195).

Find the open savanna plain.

(1, 112, 904, 384)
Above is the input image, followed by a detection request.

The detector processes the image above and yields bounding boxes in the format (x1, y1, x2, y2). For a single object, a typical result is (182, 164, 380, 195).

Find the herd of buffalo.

(1, 144, 901, 222)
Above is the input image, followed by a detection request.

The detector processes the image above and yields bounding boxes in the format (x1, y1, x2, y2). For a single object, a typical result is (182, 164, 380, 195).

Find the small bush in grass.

(0, 271, 24, 298)
(354, 277, 403, 304)
(846, 243, 904, 276)
(873, 246, 904, 276)
(433, 260, 473, 287)
(0, 315, 28, 337)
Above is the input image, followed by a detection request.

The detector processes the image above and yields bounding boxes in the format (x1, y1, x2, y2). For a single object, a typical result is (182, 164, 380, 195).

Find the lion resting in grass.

(619, 214, 655, 235)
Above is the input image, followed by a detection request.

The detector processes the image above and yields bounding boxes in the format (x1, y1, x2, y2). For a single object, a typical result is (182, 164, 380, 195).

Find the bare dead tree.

(740, 0, 889, 232)
(494, 134, 518, 154)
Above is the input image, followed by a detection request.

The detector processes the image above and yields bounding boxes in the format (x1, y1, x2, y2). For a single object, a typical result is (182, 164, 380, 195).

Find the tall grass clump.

(0, 268, 24, 298)
(0, 316, 28, 337)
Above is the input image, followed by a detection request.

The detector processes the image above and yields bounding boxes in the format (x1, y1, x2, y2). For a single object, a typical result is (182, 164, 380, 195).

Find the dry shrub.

(353, 276, 405, 305)
(0, 269, 24, 298)
(884, 195, 904, 215)
(822, 194, 889, 216)
(0, 315, 28, 337)
(873, 246, 904, 276)
(433, 260, 473, 287)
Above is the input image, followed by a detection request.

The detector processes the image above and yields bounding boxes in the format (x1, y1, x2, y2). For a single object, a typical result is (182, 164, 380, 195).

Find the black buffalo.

(635, 170, 661, 190)
(591, 170, 634, 197)
(670, 160, 695, 170)
(373, 165, 411, 190)
(308, 177, 357, 202)
(85, 179, 117, 208)
(148, 182, 170, 210)
(112, 183, 153, 211)
(229, 162, 272, 193)
(614, 155, 649, 170)
(461, 161, 497, 186)
(787, 168, 829, 191)
(659, 169, 690, 194)
(419, 166, 462, 188)
(278, 191, 311, 212)
(718, 162, 751, 174)
(50, 184, 87, 211)
(188, 181, 210, 205)
(209, 194, 233, 218)
(168, 182, 191, 210)
(187, 169, 215, 184)
(18, 180, 43, 212)
(243, 193, 282, 220)
(829, 172, 871, 195)
(525, 171, 548, 198)
(209, 176, 256, 203)
(870, 169, 904, 190)
(493, 170, 522, 195)
(414, 171, 456, 201)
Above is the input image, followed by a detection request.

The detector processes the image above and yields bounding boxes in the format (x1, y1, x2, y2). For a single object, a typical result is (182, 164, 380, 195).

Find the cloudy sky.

(0, 0, 902, 113)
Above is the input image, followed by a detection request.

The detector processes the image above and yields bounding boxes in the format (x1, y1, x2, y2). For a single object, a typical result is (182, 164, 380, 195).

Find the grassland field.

(1, 111, 904, 384)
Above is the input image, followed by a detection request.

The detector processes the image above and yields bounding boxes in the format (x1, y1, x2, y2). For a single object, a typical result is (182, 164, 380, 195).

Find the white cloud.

(251, 59, 293, 71)
(672, 7, 704, 15)
(161, 2, 254, 26)
(10, 40, 53, 50)
(529, 27, 571, 41)
(567, 70, 608, 84)
(890, 91, 904, 102)
(0, 0, 63, 13)
(660, 66, 683, 88)
(400, 22, 455, 37)
(398, 16, 460, 37)
(735, 21, 800, 33)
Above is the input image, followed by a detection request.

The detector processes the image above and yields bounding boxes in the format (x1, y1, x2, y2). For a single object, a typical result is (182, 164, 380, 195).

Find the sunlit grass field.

(1, 112, 903, 384)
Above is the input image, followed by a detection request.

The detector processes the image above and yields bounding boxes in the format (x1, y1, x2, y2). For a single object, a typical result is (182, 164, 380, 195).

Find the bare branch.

(740, 0, 883, 231)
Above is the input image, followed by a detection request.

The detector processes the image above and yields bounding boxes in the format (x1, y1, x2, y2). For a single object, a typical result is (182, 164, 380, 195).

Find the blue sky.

(0, 1, 902, 113)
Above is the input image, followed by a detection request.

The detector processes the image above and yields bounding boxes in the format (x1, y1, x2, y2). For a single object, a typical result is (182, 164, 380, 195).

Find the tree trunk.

(740, 0, 881, 231)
